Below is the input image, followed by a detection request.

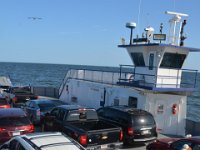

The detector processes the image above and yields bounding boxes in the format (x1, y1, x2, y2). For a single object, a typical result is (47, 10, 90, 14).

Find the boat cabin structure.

(59, 11, 200, 136)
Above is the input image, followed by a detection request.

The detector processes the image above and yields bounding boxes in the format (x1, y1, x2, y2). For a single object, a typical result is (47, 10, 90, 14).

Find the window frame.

(131, 52, 145, 67)
(160, 52, 186, 69)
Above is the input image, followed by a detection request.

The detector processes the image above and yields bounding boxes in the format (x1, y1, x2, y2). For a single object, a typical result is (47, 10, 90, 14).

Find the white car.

(0, 132, 86, 150)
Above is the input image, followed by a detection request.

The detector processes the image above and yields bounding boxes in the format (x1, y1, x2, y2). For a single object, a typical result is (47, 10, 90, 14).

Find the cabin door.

(154, 99, 180, 135)
(164, 100, 180, 135)
(154, 100, 166, 133)
(148, 52, 155, 70)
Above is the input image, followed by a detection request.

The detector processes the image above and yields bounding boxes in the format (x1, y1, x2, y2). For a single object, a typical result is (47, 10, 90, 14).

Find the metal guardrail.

(59, 66, 198, 97)
(118, 65, 198, 89)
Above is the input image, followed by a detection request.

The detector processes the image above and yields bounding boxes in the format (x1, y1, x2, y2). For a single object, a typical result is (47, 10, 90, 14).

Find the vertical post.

(130, 28, 133, 45)
(126, 22, 136, 45)
(119, 65, 122, 83)
(176, 69, 179, 88)
(194, 71, 197, 88)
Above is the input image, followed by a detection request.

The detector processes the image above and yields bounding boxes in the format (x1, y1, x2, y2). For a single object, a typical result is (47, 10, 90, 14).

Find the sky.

(0, 0, 200, 70)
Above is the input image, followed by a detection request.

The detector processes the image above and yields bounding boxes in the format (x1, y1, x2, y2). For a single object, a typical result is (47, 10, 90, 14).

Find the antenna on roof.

(180, 19, 187, 46)
(126, 22, 136, 45)
(165, 11, 188, 45)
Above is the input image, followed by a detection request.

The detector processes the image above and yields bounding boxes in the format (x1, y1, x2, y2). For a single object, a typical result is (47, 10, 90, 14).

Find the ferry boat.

(59, 11, 199, 136)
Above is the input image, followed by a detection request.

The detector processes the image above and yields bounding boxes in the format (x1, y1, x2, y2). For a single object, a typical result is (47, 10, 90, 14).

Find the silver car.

(0, 132, 86, 150)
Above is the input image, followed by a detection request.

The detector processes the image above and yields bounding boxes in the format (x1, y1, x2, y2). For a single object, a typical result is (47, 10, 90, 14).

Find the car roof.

(0, 108, 26, 118)
(29, 99, 64, 104)
(56, 105, 94, 111)
(105, 105, 151, 115)
(18, 132, 85, 150)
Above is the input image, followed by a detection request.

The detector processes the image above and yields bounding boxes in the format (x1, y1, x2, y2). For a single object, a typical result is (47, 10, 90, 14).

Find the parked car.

(146, 136, 200, 150)
(0, 132, 86, 150)
(0, 97, 11, 108)
(0, 108, 34, 144)
(97, 105, 158, 145)
(11, 86, 38, 104)
(24, 99, 67, 124)
(42, 105, 123, 149)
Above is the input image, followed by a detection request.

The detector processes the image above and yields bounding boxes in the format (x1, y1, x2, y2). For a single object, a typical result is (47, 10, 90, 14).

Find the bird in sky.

(28, 17, 42, 20)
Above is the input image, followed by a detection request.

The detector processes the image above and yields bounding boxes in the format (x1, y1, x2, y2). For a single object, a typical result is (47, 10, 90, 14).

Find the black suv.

(97, 106, 157, 145)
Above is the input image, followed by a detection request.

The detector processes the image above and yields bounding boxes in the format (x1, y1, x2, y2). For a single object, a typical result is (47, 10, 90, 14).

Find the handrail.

(59, 65, 198, 97)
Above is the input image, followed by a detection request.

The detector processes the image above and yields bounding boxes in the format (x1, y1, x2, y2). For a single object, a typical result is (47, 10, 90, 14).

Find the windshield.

(0, 117, 31, 126)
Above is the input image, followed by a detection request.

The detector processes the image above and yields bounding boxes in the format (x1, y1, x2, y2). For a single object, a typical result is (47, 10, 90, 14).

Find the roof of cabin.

(118, 43, 200, 52)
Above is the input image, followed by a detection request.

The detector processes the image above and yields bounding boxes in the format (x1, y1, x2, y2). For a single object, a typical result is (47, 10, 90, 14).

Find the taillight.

(0, 105, 11, 108)
(79, 135, 87, 146)
(128, 127, 134, 136)
(24, 124, 34, 132)
(36, 109, 41, 116)
(0, 128, 5, 132)
(30, 124, 35, 132)
(120, 130, 123, 141)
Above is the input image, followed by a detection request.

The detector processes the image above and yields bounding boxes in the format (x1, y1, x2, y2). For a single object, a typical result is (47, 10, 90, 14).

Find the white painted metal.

(165, 11, 188, 45)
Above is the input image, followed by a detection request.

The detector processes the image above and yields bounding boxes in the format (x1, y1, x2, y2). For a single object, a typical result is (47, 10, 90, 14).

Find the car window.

(0, 144, 9, 149)
(132, 114, 155, 126)
(97, 108, 104, 116)
(104, 108, 114, 119)
(57, 109, 66, 121)
(17, 143, 25, 150)
(192, 143, 200, 150)
(67, 109, 98, 121)
(170, 140, 193, 150)
(0, 116, 31, 126)
(118, 112, 129, 124)
(193, 144, 200, 150)
(50, 108, 60, 117)
(9, 139, 18, 150)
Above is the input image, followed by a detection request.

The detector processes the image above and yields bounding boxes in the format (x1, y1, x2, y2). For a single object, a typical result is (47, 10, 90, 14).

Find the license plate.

(12, 131, 20, 136)
(101, 144, 108, 149)
(142, 130, 150, 135)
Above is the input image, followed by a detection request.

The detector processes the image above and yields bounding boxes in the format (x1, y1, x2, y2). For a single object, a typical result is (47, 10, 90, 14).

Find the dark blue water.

(0, 62, 199, 121)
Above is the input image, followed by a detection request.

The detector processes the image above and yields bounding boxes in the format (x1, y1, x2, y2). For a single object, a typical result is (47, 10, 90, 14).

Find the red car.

(0, 98, 11, 108)
(0, 108, 34, 143)
(146, 137, 200, 150)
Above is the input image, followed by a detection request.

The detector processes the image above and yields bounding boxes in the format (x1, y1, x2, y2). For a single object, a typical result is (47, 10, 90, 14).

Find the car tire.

(123, 139, 131, 147)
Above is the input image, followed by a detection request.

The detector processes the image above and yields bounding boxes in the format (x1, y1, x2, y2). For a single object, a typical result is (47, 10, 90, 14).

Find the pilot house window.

(160, 53, 186, 69)
(131, 52, 145, 67)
